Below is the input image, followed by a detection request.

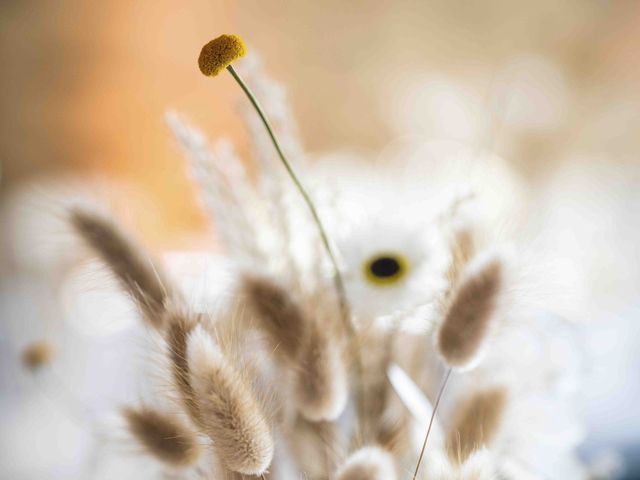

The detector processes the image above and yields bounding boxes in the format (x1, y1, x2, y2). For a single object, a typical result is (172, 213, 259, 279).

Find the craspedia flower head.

(198, 34, 247, 77)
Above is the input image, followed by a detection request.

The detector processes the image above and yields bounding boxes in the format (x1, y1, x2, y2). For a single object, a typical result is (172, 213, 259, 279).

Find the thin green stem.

(226, 65, 365, 434)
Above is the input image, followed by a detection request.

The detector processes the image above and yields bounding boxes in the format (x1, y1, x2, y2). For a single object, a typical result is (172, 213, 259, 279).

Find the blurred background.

(1, 0, 639, 478)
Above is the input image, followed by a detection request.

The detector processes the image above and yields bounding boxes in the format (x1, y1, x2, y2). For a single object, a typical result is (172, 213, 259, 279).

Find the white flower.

(338, 213, 450, 323)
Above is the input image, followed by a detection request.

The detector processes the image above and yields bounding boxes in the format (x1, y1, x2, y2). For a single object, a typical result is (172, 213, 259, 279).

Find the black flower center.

(364, 253, 408, 285)
(370, 257, 401, 277)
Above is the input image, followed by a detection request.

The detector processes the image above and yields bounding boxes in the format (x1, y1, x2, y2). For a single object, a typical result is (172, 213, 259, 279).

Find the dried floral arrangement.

(54, 34, 597, 479)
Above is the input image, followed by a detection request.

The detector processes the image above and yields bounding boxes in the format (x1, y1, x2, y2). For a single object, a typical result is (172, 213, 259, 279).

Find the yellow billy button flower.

(198, 34, 247, 77)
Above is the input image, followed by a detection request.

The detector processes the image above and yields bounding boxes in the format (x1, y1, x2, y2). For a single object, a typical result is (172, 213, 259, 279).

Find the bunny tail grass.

(165, 310, 200, 423)
(187, 325, 274, 475)
(242, 275, 306, 362)
(438, 255, 503, 369)
(447, 387, 507, 463)
(70, 209, 171, 329)
(335, 446, 397, 480)
(123, 406, 201, 467)
(294, 318, 348, 422)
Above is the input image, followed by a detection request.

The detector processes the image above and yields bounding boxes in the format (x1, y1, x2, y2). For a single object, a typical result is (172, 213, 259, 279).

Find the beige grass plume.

(123, 405, 201, 467)
(242, 275, 306, 362)
(165, 309, 200, 423)
(70, 209, 171, 329)
(335, 446, 397, 480)
(437, 254, 504, 369)
(446, 387, 507, 464)
(294, 317, 348, 422)
(242, 274, 347, 422)
(187, 325, 274, 475)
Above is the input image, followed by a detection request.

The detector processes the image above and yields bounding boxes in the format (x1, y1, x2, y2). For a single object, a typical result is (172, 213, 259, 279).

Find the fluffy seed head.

(438, 255, 503, 369)
(165, 310, 200, 423)
(198, 34, 246, 77)
(22, 341, 53, 370)
(242, 275, 306, 362)
(335, 446, 397, 480)
(123, 406, 201, 467)
(295, 319, 348, 421)
(70, 209, 170, 329)
(447, 387, 507, 463)
(187, 325, 274, 475)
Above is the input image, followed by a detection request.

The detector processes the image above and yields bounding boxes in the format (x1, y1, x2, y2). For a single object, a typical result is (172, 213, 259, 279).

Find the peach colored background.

(2, 0, 640, 246)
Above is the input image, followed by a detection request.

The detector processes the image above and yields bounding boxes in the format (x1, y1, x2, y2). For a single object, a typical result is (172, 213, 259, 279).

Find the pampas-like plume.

(242, 275, 306, 362)
(437, 255, 503, 369)
(187, 325, 274, 475)
(294, 317, 348, 422)
(335, 446, 397, 480)
(447, 387, 507, 463)
(123, 405, 201, 467)
(70, 209, 171, 329)
(167, 112, 265, 264)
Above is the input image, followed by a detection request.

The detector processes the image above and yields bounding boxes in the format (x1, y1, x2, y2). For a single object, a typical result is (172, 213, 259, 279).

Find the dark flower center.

(364, 253, 408, 285)
(370, 257, 401, 278)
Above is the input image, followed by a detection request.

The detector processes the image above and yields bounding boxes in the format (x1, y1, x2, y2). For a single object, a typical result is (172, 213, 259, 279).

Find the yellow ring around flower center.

(363, 252, 410, 286)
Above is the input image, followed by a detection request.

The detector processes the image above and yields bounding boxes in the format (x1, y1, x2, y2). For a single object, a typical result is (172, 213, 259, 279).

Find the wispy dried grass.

(187, 325, 274, 475)
(447, 387, 507, 463)
(165, 309, 200, 423)
(123, 405, 201, 467)
(70, 209, 172, 329)
(60, 46, 581, 479)
(294, 317, 347, 422)
(242, 274, 306, 362)
(437, 255, 503, 369)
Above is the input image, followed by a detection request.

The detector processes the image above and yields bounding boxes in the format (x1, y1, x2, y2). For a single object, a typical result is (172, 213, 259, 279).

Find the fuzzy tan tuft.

(22, 341, 54, 370)
(242, 275, 306, 362)
(335, 446, 397, 480)
(70, 209, 171, 329)
(187, 325, 274, 475)
(447, 387, 507, 463)
(165, 310, 200, 423)
(294, 318, 348, 422)
(437, 255, 503, 369)
(123, 405, 201, 467)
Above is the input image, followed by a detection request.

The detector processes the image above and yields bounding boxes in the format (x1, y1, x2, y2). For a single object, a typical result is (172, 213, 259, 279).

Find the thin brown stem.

(412, 367, 452, 480)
